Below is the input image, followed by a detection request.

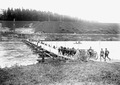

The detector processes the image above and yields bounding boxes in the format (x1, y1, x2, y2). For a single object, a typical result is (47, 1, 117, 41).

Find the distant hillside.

(33, 21, 120, 34)
(0, 21, 120, 34)
(0, 21, 36, 28)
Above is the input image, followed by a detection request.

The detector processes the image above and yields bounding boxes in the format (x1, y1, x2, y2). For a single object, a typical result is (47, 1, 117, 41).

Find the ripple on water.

(0, 41, 37, 68)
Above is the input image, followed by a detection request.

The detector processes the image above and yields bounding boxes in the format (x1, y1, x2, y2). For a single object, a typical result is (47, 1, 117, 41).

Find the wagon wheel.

(86, 51, 98, 61)
(86, 51, 91, 61)
(92, 51, 98, 60)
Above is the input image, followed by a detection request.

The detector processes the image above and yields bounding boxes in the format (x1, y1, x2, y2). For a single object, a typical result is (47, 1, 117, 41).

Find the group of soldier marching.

(100, 48, 111, 61)
(87, 47, 111, 61)
(35, 40, 111, 62)
(57, 46, 111, 61)
(58, 46, 76, 56)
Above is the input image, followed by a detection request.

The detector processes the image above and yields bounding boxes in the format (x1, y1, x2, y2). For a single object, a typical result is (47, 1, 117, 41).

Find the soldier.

(53, 46, 56, 49)
(37, 40, 40, 46)
(58, 46, 61, 54)
(72, 47, 76, 56)
(63, 47, 66, 55)
(105, 48, 111, 61)
(100, 48, 104, 61)
(87, 47, 93, 57)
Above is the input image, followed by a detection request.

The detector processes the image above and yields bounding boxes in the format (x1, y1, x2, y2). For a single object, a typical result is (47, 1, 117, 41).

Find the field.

(0, 21, 120, 41)
(0, 32, 120, 41)
(1, 21, 119, 32)
(0, 21, 120, 34)
(1, 59, 120, 85)
(37, 33, 120, 41)
(22, 33, 120, 41)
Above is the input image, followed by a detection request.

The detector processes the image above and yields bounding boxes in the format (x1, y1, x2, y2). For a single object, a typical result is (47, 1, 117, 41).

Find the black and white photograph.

(0, 0, 120, 85)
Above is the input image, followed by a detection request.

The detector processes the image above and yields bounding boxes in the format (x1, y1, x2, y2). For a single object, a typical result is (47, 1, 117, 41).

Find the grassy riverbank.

(0, 59, 120, 85)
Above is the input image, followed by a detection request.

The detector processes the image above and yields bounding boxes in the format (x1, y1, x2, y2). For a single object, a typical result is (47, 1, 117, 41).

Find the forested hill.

(0, 8, 120, 34)
(33, 21, 120, 34)
(0, 8, 77, 21)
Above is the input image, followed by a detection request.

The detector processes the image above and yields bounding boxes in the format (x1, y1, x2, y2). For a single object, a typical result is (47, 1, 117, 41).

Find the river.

(0, 41, 120, 68)
(0, 41, 37, 68)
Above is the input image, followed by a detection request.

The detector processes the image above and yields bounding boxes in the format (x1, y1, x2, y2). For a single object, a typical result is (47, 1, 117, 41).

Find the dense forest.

(0, 8, 78, 21)
(0, 8, 119, 35)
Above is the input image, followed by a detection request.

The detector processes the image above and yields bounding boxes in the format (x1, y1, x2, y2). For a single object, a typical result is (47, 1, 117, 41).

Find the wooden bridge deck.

(22, 40, 75, 60)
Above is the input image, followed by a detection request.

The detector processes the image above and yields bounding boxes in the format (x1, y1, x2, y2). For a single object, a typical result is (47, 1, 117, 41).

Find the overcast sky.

(0, 0, 120, 23)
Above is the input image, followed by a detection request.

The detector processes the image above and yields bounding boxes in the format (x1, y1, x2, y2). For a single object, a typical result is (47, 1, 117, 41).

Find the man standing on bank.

(100, 48, 104, 61)
(88, 47, 93, 57)
(105, 48, 111, 61)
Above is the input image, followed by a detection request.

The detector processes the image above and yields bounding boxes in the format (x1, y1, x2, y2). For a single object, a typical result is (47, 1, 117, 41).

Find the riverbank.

(0, 59, 120, 85)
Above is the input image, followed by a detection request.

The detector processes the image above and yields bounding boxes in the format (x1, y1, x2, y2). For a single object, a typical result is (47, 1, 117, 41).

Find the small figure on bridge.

(105, 48, 111, 61)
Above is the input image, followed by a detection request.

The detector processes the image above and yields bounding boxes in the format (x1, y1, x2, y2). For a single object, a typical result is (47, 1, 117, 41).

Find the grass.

(28, 33, 120, 41)
(0, 21, 119, 34)
(0, 59, 120, 85)
(1, 21, 120, 41)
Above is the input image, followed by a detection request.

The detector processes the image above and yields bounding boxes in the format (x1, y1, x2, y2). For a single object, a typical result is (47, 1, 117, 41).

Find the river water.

(0, 41, 37, 68)
(0, 41, 120, 68)
(43, 41, 120, 60)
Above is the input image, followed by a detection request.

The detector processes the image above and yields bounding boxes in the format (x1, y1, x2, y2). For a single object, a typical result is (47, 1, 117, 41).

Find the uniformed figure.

(100, 48, 104, 61)
(38, 51, 45, 63)
(53, 46, 56, 49)
(58, 46, 76, 56)
(105, 48, 111, 61)
(88, 47, 93, 57)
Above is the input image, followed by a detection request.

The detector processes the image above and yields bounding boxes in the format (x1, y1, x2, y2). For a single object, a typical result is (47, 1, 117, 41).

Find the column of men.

(100, 48, 111, 61)
(88, 47, 111, 61)
(39, 41, 111, 61)
(40, 41, 57, 49)
(58, 46, 76, 56)
(40, 41, 76, 56)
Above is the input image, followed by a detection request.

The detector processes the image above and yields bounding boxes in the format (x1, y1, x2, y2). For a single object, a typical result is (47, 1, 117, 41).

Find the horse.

(86, 50, 98, 61)
(79, 49, 98, 61)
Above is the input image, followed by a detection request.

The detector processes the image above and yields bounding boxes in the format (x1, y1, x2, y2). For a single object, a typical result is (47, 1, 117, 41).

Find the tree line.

(0, 8, 78, 21)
